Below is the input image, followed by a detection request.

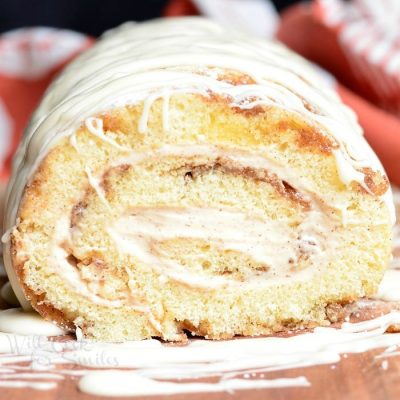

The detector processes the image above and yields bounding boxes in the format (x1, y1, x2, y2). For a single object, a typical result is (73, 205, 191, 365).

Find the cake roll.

(2, 17, 395, 341)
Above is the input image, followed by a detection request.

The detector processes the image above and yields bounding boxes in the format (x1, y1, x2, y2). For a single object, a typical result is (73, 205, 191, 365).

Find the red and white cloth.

(276, 0, 400, 185)
(0, 28, 92, 181)
(166, 0, 400, 185)
(314, 0, 400, 115)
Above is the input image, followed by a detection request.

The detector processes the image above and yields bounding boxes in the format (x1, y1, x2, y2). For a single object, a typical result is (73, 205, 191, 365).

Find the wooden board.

(1, 283, 400, 400)
(1, 346, 400, 400)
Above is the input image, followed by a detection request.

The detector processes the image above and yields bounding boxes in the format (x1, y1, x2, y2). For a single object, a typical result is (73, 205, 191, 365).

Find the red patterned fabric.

(165, 0, 400, 185)
(164, 0, 199, 16)
(277, 2, 400, 185)
(0, 28, 93, 181)
(313, 0, 400, 115)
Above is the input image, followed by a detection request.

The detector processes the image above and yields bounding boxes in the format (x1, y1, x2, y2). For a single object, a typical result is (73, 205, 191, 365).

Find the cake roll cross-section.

(2, 17, 395, 341)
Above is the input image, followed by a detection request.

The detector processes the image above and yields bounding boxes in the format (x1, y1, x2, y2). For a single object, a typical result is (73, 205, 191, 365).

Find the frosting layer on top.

(0, 17, 395, 323)
(3, 16, 395, 233)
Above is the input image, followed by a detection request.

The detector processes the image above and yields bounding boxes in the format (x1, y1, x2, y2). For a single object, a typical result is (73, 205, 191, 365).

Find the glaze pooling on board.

(1, 307, 400, 396)
(78, 373, 311, 397)
(0, 308, 65, 336)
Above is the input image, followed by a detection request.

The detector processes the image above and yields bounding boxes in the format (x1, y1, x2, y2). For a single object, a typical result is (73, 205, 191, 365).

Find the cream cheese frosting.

(108, 206, 329, 285)
(1, 17, 395, 309)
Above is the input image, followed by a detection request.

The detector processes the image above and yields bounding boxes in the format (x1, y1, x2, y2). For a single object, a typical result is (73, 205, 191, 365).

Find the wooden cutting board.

(1, 344, 400, 400)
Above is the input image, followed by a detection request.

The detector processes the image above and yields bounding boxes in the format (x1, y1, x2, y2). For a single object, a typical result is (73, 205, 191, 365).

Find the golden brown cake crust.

(6, 88, 392, 341)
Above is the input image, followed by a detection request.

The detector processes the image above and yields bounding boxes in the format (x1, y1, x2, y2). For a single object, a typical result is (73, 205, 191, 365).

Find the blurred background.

(0, 0, 295, 35)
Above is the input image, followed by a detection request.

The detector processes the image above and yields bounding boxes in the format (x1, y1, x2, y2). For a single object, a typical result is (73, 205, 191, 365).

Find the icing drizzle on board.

(0, 187, 398, 397)
(0, 304, 399, 396)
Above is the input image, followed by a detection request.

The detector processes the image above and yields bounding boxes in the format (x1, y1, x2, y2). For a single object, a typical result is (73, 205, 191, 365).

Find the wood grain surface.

(1, 345, 399, 400)
(1, 283, 400, 400)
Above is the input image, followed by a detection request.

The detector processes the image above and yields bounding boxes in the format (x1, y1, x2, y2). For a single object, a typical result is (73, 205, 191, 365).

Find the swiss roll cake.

(1, 18, 395, 341)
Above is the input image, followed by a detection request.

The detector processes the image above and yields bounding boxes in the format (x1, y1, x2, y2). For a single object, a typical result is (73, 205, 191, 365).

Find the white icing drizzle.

(1, 17, 395, 309)
(162, 91, 171, 131)
(376, 269, 400, 302)
(0, 308, 65, 336)
(0, 381, 57, 390)
(85, 117, 130, 151)
(1, 217, 20, 246)
(0, 372, 64, 380)
(139, 92, 165, 133)
(0, 308, 400, 395)
(79, 372, 310, 397)
(84, 166, 110, 210)
(333, 149, 370, 190)
(69, 132, 79, 152)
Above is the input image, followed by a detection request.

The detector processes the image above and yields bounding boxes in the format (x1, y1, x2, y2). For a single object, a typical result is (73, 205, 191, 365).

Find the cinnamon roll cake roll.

(2, 18, 395, 341)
